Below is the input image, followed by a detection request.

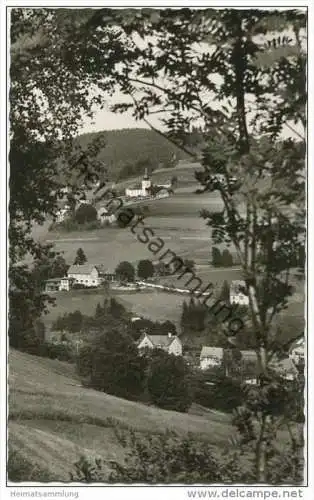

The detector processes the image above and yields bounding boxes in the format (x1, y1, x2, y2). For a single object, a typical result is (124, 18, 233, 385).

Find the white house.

(199, 346, 224, 370)
(45, 276, 74, 292)
(97, 207, 117, 225)
(125, 168, 152, 198)
(67, 264, 101, 287)
(138, 332, 182, 356)
(59, 277, 74, 291)
(230, 280, 249, 306)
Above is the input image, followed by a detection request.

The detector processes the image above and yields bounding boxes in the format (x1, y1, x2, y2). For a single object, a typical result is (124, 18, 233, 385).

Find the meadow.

(31, 164, 304, 341)
(8, 349, 234, 481)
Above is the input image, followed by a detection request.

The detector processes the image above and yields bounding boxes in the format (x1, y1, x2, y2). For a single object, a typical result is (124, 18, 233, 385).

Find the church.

(125, 168, 152, 198)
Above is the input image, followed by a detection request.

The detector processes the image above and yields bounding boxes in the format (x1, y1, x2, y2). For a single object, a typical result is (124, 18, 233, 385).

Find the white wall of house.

(168, 338, 183, 356)
(142, 178, 151, 194)
(125, 188, 145, 197)
(230, 293, 249, 306)
(60, 278, 71, 291)
(68, 267, 100, 287)
(138, 336, 154, 350)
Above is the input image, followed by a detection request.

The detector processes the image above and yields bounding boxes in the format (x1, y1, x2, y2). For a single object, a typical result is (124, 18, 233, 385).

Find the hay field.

(8, 349, 234, 481)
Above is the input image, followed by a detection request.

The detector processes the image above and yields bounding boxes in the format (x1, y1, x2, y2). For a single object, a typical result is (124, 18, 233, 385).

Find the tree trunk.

(256, 415, 268, 482)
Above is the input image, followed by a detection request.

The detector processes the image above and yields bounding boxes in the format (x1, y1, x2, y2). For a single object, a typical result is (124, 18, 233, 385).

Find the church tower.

(142, 167, 151, 195)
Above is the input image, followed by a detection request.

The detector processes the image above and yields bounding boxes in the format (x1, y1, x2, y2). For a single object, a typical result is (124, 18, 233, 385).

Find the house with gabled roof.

(137, 332, 182, 357)
(67, 264, 101, 287)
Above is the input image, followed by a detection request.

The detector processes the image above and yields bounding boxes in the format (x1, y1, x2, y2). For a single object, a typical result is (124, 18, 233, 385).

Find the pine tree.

(74, 248, 87, 266)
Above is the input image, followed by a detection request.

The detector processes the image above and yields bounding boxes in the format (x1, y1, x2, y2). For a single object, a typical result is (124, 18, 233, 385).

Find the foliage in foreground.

(146, 349, 193, 412)
(8, 446, 54, 482)
(70, 427, 303, 484)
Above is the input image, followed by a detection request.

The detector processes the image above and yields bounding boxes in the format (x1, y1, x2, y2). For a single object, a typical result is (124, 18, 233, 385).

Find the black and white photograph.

(1, 1, 309, 493)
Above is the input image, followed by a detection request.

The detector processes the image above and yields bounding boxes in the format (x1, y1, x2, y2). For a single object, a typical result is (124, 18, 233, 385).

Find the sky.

(79, 99, 305, 142)
(77, 22, 306, 142)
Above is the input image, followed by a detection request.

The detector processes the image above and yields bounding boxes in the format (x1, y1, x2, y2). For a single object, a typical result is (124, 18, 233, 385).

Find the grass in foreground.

(8, 349, 235, 482)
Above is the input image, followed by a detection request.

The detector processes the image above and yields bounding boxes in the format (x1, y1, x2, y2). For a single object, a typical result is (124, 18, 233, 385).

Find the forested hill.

(74, 128, 191, 181)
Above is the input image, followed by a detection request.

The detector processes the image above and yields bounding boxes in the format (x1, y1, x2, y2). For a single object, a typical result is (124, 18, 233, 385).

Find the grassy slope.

(9, 349, 233, 481)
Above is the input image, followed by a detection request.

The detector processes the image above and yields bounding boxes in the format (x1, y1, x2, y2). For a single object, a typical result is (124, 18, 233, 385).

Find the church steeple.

(144, 167, 149, 180)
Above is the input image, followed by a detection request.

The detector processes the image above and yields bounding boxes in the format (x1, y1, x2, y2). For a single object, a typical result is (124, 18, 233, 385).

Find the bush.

(115, 261, 135, 282)
(137, 259, 154, 280)
(193, 373, 244, 412)
(74, 204, 97, 224)
(38, 341, 75, 362)
(147, 350, 193, 412)
(70, 430, 253, 483)
(76, 328, 146, 400)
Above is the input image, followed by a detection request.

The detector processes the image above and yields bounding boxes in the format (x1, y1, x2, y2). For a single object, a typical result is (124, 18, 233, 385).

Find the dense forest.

(65, 128, 193, 183)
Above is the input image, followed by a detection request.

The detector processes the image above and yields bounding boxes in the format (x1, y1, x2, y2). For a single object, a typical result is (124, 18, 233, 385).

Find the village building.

(230, 280, 249, 306)
(45, 276, 74, 292)
(67, 264, 102, 287)
(289, 336, 305, 365)
(199, 346, 224, 370)
(59, 277, 75, 291)
(96, 264, 117, 282)
(45, 278, 62, 293)
(138, 332, 182, 356)
(125, 168, 152, 198)
(97, 206, 117, 224)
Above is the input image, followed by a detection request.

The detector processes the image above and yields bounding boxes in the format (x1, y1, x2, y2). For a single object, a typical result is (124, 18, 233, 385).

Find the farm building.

(67, 264, 102, 287)
(59, 277, 75, 291)
(230, 280, 249, 306)
(45, 278, 62, 292)
(96, 264, 117, 282)
(199, 346, 224, 370)
(138, 332, 182, 356)
(45, 277, 74, 292)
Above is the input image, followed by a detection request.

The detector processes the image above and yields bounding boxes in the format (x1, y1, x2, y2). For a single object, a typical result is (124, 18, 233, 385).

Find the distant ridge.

(72, 128, 190, 182)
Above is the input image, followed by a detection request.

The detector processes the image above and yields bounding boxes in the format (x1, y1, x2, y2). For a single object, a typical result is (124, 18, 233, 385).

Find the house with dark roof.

(96, 264, 117, 282)
(137, 332, 182, 356)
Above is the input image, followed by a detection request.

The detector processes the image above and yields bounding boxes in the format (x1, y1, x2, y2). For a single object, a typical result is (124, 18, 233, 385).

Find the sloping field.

(8, 349, 234, 482)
